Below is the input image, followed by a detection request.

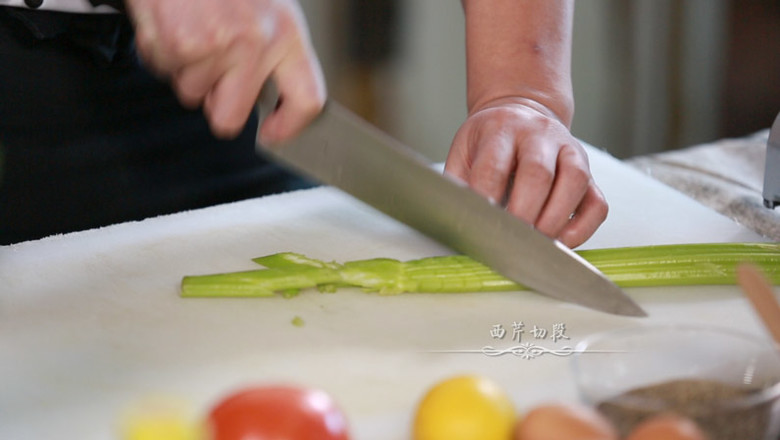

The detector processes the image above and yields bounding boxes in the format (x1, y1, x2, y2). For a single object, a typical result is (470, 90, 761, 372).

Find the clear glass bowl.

(571, 324, 780, 440)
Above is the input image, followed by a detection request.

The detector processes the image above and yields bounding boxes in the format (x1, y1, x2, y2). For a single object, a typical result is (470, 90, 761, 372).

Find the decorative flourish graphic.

(481, 343, 575, 360)
(426, 322, 623, 360)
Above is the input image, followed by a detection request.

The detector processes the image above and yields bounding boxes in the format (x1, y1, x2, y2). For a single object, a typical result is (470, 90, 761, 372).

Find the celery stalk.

(579, 243, 780, 287)
(181, 266, 341, 298)
(252, 252, 342, 270)
(180, 243, 780, 297)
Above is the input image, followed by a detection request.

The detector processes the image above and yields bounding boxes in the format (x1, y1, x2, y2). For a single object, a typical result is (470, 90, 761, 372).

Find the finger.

(170, 10, 265, 110)
(465, 131, 517, 205)
(534, 143, 591, 238)
(203, 41, 271, 138)
(173, 56, 222, 109)
(443, 127, 473, 181)
(557, 183, 609, 248)
(505, 135, 558, 226)
(258, 47, 327, 143)
(130, 7, 166, 74)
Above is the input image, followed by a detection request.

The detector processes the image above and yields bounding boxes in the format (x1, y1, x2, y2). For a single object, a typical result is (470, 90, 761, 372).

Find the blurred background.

(297, 0, 780, 161)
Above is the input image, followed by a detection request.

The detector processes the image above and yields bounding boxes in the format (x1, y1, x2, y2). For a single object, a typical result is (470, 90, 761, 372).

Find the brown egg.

(625, 414, 708, 440)
(514, 403, 618, 440)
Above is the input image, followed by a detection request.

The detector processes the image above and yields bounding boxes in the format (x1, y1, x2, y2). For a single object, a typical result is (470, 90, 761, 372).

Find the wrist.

(467, 90, 574, 128)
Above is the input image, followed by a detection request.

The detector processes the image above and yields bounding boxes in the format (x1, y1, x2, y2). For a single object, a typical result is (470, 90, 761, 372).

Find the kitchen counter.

(0, 143, 774, 440)
(628, 130, 780, 241)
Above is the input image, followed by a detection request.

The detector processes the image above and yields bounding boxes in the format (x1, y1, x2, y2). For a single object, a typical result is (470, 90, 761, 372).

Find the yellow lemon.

(413, 375, 516, 440)
(119, 395, 207, 440)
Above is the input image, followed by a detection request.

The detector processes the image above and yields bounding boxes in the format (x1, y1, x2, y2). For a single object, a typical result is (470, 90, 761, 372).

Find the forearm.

(462, 0, 574, 126)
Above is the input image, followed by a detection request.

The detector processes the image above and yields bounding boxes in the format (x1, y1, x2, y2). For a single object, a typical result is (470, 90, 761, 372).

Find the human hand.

(444, 98, 608, 248)
(125, 0, 326, 141)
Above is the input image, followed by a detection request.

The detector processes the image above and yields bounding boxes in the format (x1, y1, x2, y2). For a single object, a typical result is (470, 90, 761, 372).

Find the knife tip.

(593, 280, 648, 317)
(613, 299, 648, 318)
(623, 306, 649, 318)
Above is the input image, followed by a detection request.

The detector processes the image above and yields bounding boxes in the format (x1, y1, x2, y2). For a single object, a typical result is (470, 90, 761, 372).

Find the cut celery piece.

(181, 267, 341, 298)
(252, 252, 341, 270)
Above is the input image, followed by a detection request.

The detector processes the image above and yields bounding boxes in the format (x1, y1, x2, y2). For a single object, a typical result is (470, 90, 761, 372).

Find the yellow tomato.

(413, 375, 516, 440)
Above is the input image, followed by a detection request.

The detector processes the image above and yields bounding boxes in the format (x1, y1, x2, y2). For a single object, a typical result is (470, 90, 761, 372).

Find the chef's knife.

(256, 96, 646, 317)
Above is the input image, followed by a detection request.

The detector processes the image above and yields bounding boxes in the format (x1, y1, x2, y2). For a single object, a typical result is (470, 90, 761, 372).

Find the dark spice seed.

(596, 378, 775, 440)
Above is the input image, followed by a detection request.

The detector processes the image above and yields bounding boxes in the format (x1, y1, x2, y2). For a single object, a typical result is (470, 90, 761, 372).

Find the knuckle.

(237, 22, 269, 47)
(273, 5, 303, 37)
(134, 30, 156, 57)
(239, 6, 299, 48)
(468, 177, 502, 205)
(169, 31, 210, 60)
(588, 185, 609, 220)
(594, 197, 609, 223)
(535, 222, 557, 239)
(557, 148, 591, 184)
(567, 165, 591, 187)
(173, 23, 230, 60)
(522, 162, 555, 187)
(299, 92, 326, 116)
(286, 71, 327, 115)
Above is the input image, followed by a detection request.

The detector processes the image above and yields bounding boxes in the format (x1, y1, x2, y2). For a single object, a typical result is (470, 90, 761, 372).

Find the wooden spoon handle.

(737, 263, 780, 344)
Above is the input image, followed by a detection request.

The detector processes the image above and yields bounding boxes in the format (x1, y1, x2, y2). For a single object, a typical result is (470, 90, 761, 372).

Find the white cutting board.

(0, 145, 772, 440)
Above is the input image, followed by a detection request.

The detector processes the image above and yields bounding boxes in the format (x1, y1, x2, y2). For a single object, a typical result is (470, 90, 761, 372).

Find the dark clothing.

(0, 8, 313, 245)
(89, 0, 125, 11)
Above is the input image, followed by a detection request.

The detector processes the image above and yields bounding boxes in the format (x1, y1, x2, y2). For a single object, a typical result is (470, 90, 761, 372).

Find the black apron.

(0, 7, 313, 244)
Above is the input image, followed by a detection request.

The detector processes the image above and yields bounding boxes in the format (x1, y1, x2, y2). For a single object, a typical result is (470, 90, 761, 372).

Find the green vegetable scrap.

(180, 243, 780, 298)
(291, 316, 305, 327)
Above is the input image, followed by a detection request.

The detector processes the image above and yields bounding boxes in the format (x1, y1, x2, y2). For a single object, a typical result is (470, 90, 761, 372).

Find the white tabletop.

(0, 145, 772, 440)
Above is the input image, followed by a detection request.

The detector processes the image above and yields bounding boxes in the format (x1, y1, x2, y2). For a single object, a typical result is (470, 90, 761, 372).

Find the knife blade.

(256, 97, 646, 317)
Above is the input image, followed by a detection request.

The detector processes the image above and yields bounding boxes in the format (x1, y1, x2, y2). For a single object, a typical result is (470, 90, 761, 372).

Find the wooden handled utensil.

(737, 263, 780, 344)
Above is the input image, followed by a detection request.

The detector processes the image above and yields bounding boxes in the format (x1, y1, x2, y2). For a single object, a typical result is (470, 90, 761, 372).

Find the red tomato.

(207, 385, 350, 440)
